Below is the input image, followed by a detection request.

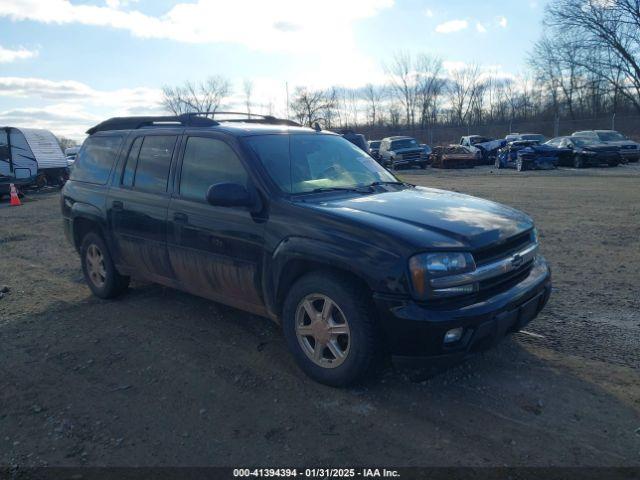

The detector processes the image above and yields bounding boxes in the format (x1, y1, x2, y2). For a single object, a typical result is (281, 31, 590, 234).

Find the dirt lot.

(1, 164, 639, 467)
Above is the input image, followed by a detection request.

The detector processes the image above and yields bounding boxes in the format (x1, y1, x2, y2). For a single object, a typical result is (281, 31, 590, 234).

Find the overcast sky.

(0, 0, 547, 140)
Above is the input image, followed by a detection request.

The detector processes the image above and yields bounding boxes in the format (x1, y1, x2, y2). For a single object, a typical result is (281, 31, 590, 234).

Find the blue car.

(495, 140, 571, 171)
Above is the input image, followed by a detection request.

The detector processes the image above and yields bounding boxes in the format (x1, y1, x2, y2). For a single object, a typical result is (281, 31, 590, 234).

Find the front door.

(167, 134, 265, 313)
(108, 133, 178, 281)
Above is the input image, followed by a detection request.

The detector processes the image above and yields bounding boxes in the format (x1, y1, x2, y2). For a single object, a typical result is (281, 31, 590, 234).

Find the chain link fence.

(356, 114, 640, 146)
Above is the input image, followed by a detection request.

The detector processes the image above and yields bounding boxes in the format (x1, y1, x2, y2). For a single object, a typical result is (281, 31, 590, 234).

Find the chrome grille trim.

(430, 243, 538, 289)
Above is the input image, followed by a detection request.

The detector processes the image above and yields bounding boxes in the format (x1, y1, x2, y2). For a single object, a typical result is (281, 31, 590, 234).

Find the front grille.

(479, 260, 533, 292)
(401, 151, 422, 161)
(474, 231, 532, 266)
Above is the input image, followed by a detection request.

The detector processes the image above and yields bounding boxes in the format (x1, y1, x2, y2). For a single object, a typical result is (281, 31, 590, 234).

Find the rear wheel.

(80, 232, 129, 299)
(282, 272, 379, 387)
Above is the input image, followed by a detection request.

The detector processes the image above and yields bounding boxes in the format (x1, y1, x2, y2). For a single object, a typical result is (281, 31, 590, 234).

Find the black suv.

(62, 113, 551, 386)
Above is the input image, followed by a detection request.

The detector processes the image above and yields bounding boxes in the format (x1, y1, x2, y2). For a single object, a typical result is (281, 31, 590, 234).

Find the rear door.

(108, 132, 179, 282)
(167, 133, 265, 313)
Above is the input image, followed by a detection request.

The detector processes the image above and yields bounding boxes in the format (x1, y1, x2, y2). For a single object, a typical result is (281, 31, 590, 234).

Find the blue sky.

(0, 0, 547, 140)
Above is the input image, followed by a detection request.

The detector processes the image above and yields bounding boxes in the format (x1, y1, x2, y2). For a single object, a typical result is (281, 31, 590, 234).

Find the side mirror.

(206, 182, 253, 207)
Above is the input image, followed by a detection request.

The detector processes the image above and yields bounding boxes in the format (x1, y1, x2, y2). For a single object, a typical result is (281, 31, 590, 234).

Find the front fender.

(266, 235, 407, 315)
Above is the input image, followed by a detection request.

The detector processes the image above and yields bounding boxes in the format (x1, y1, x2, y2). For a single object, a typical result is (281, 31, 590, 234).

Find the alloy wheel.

(86, 244, 107, 288)
(295, 294, 351, 368)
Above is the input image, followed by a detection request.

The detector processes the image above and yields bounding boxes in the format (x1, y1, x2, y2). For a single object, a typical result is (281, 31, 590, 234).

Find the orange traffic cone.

(9, 183, 21, 206)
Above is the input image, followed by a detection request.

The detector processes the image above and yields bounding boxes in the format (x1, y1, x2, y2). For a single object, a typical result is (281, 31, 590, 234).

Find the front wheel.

(80, 232, 130, 299)
(282, 272, 379, 387)
(495, 157, 502, 169)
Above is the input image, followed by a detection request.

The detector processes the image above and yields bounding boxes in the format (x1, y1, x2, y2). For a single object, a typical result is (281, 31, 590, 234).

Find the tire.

(419, 162, 428, 170)
(80, 232, 130, 299)
(609, 161, 620, 167)
(573, 156, 584, 169)
(282, 272, 379, 387)
(516, 158, 526, 172)
(494, 157, 502, 169)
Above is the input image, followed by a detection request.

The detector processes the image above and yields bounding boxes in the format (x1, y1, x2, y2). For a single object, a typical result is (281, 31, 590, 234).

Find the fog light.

(444, 327, 464, 344)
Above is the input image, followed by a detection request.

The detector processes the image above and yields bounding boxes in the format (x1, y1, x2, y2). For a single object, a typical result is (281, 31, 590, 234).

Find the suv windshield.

(597, 131, 626, 141)
(390, 138, 418, 150)
(246, 134, 397, 194)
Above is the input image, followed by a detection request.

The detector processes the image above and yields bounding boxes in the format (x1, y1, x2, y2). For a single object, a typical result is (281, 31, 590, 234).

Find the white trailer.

(0, 127, 69, 192)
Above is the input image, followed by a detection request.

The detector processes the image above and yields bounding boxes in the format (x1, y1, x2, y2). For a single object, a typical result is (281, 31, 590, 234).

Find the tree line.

(162, 0, 640, 132)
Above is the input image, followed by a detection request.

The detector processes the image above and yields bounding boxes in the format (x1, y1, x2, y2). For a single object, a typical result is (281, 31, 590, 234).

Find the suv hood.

(392, 147, 424, 155)
(306, 186, 533, 249)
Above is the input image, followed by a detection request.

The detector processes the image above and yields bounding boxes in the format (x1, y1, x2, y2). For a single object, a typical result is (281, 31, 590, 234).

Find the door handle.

(112, 200, 123, 211)
(174, 212, 188, 223)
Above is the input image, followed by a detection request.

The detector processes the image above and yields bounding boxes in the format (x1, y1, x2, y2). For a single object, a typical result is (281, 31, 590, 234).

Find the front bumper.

(620, 150, 639, 161)
(373, 255, 551, 357)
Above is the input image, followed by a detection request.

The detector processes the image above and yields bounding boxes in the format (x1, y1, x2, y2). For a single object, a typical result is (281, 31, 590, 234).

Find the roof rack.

(86, 112, 301, 135)
(183, 111, 301, 127)
(86, 114, 217, 135)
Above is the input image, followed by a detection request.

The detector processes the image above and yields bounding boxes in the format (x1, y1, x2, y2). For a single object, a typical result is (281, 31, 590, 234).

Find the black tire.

(80, 232, 129, 299)
(282, 272, 379, 387)
(420, 162, 428, 170)
(494, 157, 502, 169)
(573, 156, 584, 169)
(516, 158, 526, 171)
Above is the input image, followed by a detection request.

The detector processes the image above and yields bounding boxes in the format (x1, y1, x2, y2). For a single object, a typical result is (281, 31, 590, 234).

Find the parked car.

(572, 130, 639, 163)
(546, 136, 621, 168)
(378, 136, 428, 169)
(337, 129, 369, 154)
(496, 140, 571, 171)
(62, 112, 551, 386)
(505, 133, 547, 144)
(460, 135, 507, 164)
(430, 145, 476, 169)
(368, 140, 382, 160)
(420, 143, 432, 157)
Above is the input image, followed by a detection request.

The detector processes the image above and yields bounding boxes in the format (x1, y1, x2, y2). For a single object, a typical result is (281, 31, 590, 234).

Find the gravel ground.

(0, 164, 638, 467)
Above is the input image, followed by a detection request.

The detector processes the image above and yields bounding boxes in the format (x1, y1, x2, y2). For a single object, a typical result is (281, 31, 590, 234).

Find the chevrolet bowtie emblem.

(511, 254, 524, 268)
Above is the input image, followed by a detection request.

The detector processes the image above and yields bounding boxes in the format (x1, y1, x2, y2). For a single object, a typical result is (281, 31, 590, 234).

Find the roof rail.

(86, 114, 218, 135)
(184, 111, 301, 127)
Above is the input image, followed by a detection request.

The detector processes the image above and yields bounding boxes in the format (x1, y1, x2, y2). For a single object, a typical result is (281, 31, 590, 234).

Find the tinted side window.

(133, 135, 176, 193)
(180, 137, 248, 202)
(71, 135, 123, 184)
(121, 136, 143, 187)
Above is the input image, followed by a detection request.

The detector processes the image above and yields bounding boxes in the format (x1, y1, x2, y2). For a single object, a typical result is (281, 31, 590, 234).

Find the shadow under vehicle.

(545, 136, 622, 168)
(430, 145, 477, 169)
(495, 140, 572, 171)
(61, 112, 551, 387)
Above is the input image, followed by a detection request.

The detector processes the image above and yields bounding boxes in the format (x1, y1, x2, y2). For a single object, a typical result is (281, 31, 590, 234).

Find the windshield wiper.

(367, 181, 413, 188)
(310, 186, 373, 193)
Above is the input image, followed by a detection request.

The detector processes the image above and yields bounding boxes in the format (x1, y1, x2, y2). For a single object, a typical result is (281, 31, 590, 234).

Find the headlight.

(409, 252, 476, 300)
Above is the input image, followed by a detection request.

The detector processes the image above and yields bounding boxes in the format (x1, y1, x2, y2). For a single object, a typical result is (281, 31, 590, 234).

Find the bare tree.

(290, 87, 335, 127)
(362, 83, 385, 126)
(162, 76, 232, 115)
(385, 51, 418, 127)
(447, 65, 483, 126)
(415, 55, 445, 129)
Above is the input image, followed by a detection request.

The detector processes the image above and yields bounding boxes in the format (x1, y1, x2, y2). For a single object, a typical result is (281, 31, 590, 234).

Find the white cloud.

(443, 61, 467, 72)
(424, 8, 434, 17)
(0, 77, 164, 140)
(497, 16, 508, 28)
(435, 19, 468, 34)
(0, 45, 38, 63)
(0, 0, 394, 53)
(476, 22, 487, 33)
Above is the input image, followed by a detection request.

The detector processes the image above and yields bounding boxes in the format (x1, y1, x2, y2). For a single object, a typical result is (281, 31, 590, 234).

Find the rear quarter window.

(70, 135, 123, 184)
